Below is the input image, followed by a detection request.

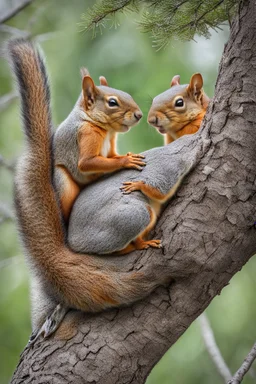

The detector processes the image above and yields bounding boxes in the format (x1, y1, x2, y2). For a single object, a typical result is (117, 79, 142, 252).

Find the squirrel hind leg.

(28, 304, 69, 346)
(54, 165, 81, 222)
(133, 205, 162, 250)
(133, 237, 162, 250)
(115, 205, 162, 254)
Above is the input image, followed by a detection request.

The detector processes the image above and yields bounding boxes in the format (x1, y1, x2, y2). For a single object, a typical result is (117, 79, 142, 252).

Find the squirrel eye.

(108, 98, 119, 107)
(175, 98, 184, 107)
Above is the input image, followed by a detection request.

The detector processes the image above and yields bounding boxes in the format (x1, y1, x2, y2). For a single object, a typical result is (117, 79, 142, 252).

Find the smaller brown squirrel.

(118, 74, 209, 246)
(54, 69, 145, 221)
(147, 73, 210, 144)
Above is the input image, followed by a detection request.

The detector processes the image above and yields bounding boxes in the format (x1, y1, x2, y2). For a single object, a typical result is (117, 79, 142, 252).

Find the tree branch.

(0, 92, 18, 112)
(0, 24, 29, 37)
(81, 0, 238, 47)
(0, 202, 15, 225)
(0, 154, 15, 172)
(229, 342, 256, 384)
(0, 256, 21, 269)
(198, 313, 232, 382)
(81, 0, 132, 31)
(0, 0, 34, 24)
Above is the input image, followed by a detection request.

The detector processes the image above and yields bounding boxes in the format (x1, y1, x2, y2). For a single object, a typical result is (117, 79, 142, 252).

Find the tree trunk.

(11, 0, 256, 383)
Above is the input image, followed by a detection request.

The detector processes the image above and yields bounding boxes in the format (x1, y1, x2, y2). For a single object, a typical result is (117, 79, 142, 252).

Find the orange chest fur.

(178, 110, 206, 136)
(166, 110, 206, 144)
(77, 123, 116, 184)
(78, 123, 115, 159)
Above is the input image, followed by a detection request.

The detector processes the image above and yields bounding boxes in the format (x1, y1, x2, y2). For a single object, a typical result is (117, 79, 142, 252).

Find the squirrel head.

(80, 68, 142, 133)
(147, 73, 210, 135)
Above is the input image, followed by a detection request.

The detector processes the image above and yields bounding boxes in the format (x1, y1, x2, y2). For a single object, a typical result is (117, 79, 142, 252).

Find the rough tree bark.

(0, 0, 34, 24)
(11, 0, 256, 383)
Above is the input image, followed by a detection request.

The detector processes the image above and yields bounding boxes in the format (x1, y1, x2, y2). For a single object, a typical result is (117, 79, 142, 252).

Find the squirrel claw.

(120, 181, 142, 194)
(147, 240, 162, 248)
(28, 304, 68, 346)
(135, 239, 162, 250)
(127, 152, 145, 159)
(131, 161, 146, 167)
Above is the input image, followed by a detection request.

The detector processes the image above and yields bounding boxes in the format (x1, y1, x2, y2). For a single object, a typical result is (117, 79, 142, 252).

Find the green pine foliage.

(80, 0, 136, 37)
(81, 0, 239, 48)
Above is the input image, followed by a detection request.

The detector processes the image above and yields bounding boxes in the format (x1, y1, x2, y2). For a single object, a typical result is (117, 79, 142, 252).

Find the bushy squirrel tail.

(8, 39, 165, 312)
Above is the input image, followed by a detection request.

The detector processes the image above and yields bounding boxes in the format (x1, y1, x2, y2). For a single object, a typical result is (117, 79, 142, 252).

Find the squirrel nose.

(134, 110, 143, 121)
(148, 115, 158, 126)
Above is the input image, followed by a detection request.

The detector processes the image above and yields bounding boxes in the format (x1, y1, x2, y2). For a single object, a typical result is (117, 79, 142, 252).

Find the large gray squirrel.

(69, 145, 193, 254)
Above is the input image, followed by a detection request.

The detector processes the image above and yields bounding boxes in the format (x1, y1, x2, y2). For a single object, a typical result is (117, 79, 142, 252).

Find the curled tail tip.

(6, 39, 31, 64)
(7, 37, 33, 53)
(7, 36, 52, 145)
(6, 38, 38, 77)
(7, 38, 45, 72)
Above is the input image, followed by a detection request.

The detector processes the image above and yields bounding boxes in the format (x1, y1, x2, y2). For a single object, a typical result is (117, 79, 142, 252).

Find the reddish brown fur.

(148, 73, 209, 144)
(57, 83, 145, 222)
(165, 110, 206, 144)
(114, 205, 160, 255)
(77, 124, 144, 174)
(57, 166, 81, 221)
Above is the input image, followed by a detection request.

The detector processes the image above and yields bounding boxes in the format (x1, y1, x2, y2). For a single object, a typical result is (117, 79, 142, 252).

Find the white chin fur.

(121, 125, 130, 132)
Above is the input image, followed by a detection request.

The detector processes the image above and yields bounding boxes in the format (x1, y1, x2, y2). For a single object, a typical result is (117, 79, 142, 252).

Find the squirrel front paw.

(121, 155, 146, 171)
(126, 152, 145, 159)
(120, 181, 145, 194)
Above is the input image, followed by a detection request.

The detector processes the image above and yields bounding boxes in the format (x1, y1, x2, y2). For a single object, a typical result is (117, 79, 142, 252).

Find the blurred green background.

(0, 1, 255, 383)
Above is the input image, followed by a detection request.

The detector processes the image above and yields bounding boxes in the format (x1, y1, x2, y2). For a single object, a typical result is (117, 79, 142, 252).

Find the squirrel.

(147, 73, 210, 144)
(53, 67, 145, 222)
(7, 38, 172, 342)
(117, 74, 210, 208)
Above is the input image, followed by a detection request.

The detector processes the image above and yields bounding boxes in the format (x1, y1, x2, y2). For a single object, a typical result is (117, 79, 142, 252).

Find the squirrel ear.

(99, 76, 108, 86)
(188, 73, 209, 107)
(82, 76, 98, 110)
(188, 73, 203, 98)
(170, 75, 180, 87)
(80, 67, 90, 78)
